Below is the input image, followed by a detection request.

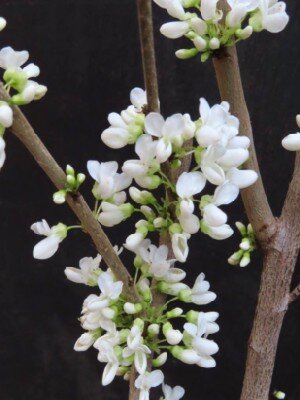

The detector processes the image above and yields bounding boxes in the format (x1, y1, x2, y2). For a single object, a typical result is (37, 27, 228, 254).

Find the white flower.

(181, 273, 217, 305)
(98, 202, 133, 227)
(18, 80, 47, 103)
(171, 232, 190, 263)
(31, 220, 67, 259)
(64, 254, 102, 285)
(176, 171, 206, 199)
(258, 0, 289, 33)
(135, 370, 164, 400)
(282, 133, 300, 151)
(154, 0, 186, 19)
(87, 271, 123, 311)
(0, 103, 13, 128)
(95, 340, 119, 386)
(123, 326, 151, 374)
(80, 294, 115, 332)
(0, 136, 6, 169)
(0, 46, 29, 69)
(162, 384, 185, 400)
(139, 243, 175, 278)
(160, 21, 190, 39)
(122, 135, 158, 179)
(176, 171, 206, 234)
(87, 160, 131, 201)
(145, 112, 187, 162)
(101, 88, 146, 149)
(74, 332, 97, 352)
(184, 312, 219, 368)
(203, 182, 239, 228)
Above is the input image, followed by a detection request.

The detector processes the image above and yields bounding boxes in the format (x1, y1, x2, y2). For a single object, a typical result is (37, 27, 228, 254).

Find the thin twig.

(0, 83, 138, 303)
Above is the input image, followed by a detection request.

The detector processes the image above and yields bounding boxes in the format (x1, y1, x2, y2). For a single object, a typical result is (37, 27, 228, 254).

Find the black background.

(0, 1, 299, 399)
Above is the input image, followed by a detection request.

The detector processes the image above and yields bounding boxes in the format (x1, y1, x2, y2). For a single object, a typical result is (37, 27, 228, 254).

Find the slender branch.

(136, 0, 160, 113)
(289, 282, 300, 304)
(213, 45, 276, 248)
(212, 4, 300, 399)
(0, 83, 138, 303)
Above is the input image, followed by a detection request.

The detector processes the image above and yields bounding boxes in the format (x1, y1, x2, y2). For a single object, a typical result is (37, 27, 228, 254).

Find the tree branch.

(212, 4, 300, 399)
(213, 45, 276, 248)
(0, 83, 138, 303)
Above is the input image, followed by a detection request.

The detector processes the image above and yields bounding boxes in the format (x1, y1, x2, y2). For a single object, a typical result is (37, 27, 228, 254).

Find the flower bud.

(228, 249, 243, 266)
(52, 223, 68, 239)
(193, 36, 207, 51)
(235, 26, 253, 40)
(209, 38, 220, 50)
(169, 223, 182, 235)
(124, 302, 143, 314)
(273, 391, 286, 399)
(240, 252, 250, 267)
(186, 310, 199, 324)
(296, 115, 300, 128)
(77, 173, 86, 185)
(152, 352, 168, 367)
(53, 189, 67, 204)
(66, 164, 75, 176)
(178, 288, 192, 302)
(240, 238, 250, 251)
(74, 332, 95, 351)
(171, 346, 200, 364)
(175, 48, 199, 59)
(129, 187, 155, 204)
(133, 318, 144, 332)
(235, 221, 247, 235)
(67, 174, 76, 187)
(167, 308, 183, 318)
(148, 324, 160, 337)
(153, 217, 167, 228)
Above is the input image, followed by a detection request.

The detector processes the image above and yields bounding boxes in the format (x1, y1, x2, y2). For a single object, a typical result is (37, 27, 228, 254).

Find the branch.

(0, 83, 138, 303)
(281, 152, 300, 224)
(289, 282, 300, 304)
(136, 0, 160, 113)
(212, 44, 276, 248)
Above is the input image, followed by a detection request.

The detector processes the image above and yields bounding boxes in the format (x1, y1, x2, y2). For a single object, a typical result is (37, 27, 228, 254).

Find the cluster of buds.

(53, 164, 86, 204)
(228, 222, 256, 267)
(153, 0, 289, 61)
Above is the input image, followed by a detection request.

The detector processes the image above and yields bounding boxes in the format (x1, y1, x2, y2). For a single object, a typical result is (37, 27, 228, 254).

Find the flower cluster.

(0, 18, 47, 171)
(64, 250, 218, 399)
(282, 115, 300, 152)
(228, 222, 256, 267)
(153, 0, 289, 61)
(95, 90, 257, 263)
(30, 87, 257, 399)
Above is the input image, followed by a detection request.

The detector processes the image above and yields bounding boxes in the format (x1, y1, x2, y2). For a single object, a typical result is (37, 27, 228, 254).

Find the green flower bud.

(169, 223, 182, 235)
(228, 249, 244, 266)
(77, 173, 86, 185)
(201, 51, 211, 63)
(147, 324, 160, 337)
(152, 352, 167, 368)
(119, 203, 135, 218)
(66, 164, 75, 176)
(52, 223, 68, 239)
(178, 288, 192, 302)
(3, 68, 27, 92)
(133, 318, 144, 332)
(167, 308, 183, 318)
(175, 48, 199, 59)
(235, 221, 247, 236)
(134, 255, 143, 269)
(273, 391, 286, 399)
(186, 310, 199, 324)
(67, 174, 76, 188)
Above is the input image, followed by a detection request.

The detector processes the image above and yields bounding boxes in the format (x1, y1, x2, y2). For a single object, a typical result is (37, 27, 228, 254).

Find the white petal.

(147, 370, 164, 387)
(101, 127, 129, 149)
(208, 224, 234, 240)
(102, 362, 118, 386)
(217, 148, 249, 168)
(145, 112, 164, 137)
(22, 63, 40, 78)
(160, 21, 189, 39)
(201, 163, 225, 186)
(0, 104, 13, 127)
(176, 171, 206, 199)
(282, 133, 300, 151)
(203, 204, 227, 227)
(264, 13, 289, 33)
(135, 350, 147, 374)
(130, 87, 147, 111)
(33, 235, 60, 259)
(226, 168, 258, 189)
(213, 182, 239, 206)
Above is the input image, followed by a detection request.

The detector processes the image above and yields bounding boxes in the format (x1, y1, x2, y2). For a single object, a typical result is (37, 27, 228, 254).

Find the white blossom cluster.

(62, 250, 218, 400)
(153, 0, 289, 61)
(0, 17, 47, 171)
(29, 86, 258, 398)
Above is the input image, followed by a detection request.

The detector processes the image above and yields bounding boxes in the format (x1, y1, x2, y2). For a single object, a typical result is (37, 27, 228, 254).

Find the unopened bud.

(167, 308, 183, 318)
(240, 238, 250, 251)
(77, 173, 86, 184)
(209, 38, 220, 50)
(152, 352, 168, 367)
(53, 189, 67, 204)
(175, 48, 199, 59)
(273, 391, 286, 399)
(148, 324, 160, 337)
(240, 252, 250, 267)
(124, 302, 142, 315)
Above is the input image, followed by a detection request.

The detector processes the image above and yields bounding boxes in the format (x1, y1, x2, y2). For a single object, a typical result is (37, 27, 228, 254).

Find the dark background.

(0, 1, 299, 399)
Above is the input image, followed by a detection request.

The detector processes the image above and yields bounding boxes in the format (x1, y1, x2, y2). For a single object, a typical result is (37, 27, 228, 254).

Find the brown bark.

(212, 31, 300, 400)
(0, 84, 138, 303)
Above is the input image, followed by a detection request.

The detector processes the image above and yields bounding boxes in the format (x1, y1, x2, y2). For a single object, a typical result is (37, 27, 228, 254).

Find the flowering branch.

(0, 83, 138, 302)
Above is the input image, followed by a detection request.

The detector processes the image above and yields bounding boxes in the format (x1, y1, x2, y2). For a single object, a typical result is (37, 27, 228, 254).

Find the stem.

(211, 4, 300, 398)
(0, 83, 138, 303)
